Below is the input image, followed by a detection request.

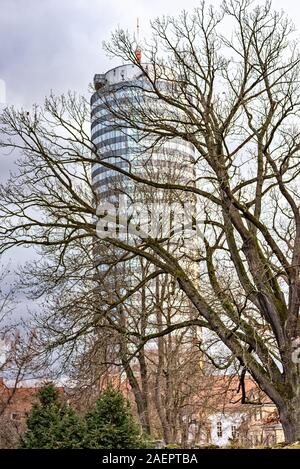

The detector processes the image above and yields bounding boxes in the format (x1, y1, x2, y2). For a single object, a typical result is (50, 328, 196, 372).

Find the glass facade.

(90, 64, 200, 344)
(91, 64, 196, 205)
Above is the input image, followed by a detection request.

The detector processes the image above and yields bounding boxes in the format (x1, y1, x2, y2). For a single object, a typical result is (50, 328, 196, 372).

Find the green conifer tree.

(84, 384, 147, 449)
(20, 384, 84, 448)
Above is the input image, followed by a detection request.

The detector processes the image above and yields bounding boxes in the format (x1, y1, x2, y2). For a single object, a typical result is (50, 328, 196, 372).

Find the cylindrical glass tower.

(90, 63, 202, 380)
(91, 62, 199, 287)
(91, 64, 196, 210)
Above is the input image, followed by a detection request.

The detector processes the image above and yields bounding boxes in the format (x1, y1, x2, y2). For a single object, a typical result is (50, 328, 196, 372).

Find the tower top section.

(94, 64, 145, 90)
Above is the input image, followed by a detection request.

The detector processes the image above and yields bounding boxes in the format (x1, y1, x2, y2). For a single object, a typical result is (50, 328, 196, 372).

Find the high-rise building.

(90, 64, 204, 438)
(91, 64, 196, 210)
(90, 62, 201, 352)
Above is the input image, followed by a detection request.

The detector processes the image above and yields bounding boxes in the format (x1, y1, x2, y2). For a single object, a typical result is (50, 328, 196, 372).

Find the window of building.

(217, 421, 222, 438)
(268, 433, 276, 446)
(253, 433, 263, 446)
(231, 425, 238, 439)
(254, 408, 263, 421)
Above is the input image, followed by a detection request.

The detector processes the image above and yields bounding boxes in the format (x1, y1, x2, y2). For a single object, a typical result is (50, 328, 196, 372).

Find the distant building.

(0, 377, 64, 448)
(0, 373, 284, 448)
(185, 375, 284, 448)
(237, 388, 284, 448)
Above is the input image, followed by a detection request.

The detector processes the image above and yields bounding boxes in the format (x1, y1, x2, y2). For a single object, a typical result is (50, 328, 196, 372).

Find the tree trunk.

(120, 355, 150, 434)
(279, 397, 300, 443)
(138, 285, 151, 435)
(276, 351, 300, 443)
(154, 278, 171, 444)
(138, 350, 151, 435)
(118, 302, 151, 434)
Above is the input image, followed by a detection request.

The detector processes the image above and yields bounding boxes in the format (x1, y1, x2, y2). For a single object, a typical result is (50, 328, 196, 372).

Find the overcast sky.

(0, 0, 299, 106)
(0, 0, 205, 108)
(1, 0, 300, 318)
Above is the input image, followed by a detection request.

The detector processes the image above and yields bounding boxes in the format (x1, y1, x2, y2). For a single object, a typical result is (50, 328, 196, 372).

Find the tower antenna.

(136, 17, 140, 45)
(135, 17, 142, 63)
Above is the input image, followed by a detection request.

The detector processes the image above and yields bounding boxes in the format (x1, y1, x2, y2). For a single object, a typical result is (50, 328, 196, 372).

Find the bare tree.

(1, 0, 300, 442)
(0, 265, 37, 450)
(100, 0, 300, 442)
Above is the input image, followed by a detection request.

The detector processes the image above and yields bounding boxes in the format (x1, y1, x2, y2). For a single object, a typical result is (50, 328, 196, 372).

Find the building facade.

(90, 63, 199, 311)
(90, 64, 202, 439)
(0, 377, 64, 448)
(91, 64, 196, 208)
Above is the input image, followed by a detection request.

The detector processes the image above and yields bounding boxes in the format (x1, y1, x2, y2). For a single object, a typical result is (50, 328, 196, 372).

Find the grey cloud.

(0, 0, 122, 107)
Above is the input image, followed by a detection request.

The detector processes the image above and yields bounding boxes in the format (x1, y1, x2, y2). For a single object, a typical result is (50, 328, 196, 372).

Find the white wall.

(209, 412, 245, 447)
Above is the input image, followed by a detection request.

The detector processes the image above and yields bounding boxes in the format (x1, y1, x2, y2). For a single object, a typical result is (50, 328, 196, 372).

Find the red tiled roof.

(188, 374, 262, 412)
(0, 378, 64, 416)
